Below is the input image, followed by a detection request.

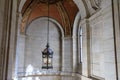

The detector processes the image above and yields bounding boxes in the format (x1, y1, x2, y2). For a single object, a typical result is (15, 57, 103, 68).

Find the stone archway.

(16, 17, 64, 77)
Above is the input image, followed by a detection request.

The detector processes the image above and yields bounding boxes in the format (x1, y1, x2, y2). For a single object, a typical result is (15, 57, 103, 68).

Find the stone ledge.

(18, 71, 95, 80)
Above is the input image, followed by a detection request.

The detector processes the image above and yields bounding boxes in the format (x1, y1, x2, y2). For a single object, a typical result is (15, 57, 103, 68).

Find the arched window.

(79, 27, 82, 63)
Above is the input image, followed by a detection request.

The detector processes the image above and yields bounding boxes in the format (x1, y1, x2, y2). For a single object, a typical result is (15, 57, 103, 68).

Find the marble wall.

(17, 18, 62, 74)
(88, 0, 116, 79)
(17, 18, 76, 79)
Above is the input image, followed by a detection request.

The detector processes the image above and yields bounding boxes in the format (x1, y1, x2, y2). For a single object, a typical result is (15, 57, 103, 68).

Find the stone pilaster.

(62, 37, 73, 72)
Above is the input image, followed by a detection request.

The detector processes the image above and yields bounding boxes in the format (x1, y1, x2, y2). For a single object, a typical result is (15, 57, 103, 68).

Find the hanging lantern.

(42, 44, 53, 69)
(41, 0, 54, 69)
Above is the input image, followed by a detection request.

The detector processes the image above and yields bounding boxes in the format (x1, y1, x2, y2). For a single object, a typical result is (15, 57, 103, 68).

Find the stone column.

(72, 36, 78, 72)
(17, 34, 26, 76)
(112, 0, 120, 80)
(0, 0, 6, 79)
(62, 36, 73, 72)
(80, 19, 91, 77)
(61, 36, 64, 71)
(1, 0, 17, 79)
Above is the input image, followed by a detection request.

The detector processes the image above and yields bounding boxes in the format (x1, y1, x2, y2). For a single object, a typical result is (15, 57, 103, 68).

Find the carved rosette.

(90, 0, 103, 10)
(94, 0, 102, 6)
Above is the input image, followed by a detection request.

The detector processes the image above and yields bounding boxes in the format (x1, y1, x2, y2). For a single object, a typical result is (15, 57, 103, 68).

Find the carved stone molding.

(90, 0, 103, 10)
(56, 1, 71, 36)
(20, 0, 37, 33)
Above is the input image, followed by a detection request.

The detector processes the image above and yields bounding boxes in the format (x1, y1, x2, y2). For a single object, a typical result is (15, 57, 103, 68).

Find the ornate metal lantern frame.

(42, 44, 53, 69)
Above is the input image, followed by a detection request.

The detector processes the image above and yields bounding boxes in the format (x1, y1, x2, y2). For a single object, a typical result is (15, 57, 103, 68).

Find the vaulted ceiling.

(20, 0, 79, 36)
(20, 0, 102, 36)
